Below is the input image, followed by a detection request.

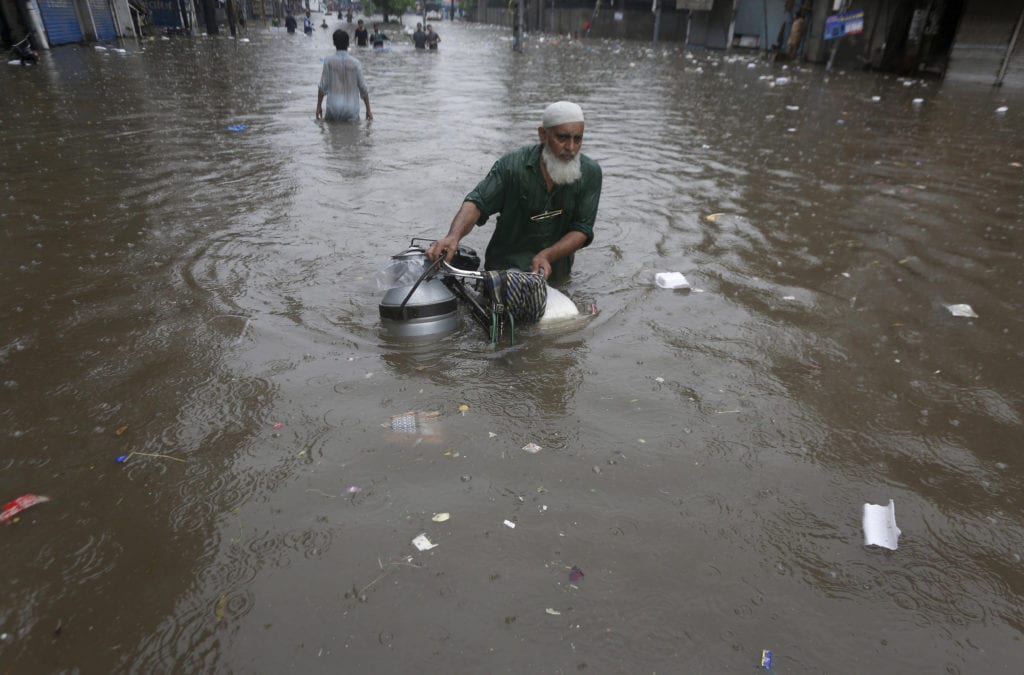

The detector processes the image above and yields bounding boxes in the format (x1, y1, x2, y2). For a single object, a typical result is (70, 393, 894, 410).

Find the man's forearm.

(537, 231, 588, 263)
(445, 201, 482, 241)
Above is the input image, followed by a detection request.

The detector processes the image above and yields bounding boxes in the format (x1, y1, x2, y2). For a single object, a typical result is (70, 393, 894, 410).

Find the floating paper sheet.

(863, 499, 901, 550)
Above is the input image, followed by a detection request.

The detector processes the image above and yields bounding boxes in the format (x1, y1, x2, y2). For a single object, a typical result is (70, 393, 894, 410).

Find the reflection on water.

(1, 19, 1023, 672)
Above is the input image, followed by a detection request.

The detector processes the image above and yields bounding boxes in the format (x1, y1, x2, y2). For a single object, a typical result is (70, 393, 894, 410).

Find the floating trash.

(432, 512, 450, 522)
(226, 124, 248, 132)
(411, 533, 437, 551)
(785, 105, 799, 111)
(1, 494, 50, 524)
(655, 272, 690, 290)
(760, 649, 773, 669)
(863, 499, 901, 550)
(388, 410, 442, 438)
(503, 519, 516, 529)
(996, 106, 1008, 113)
(946, 303, 978, 318)
(345, 485, 362, 494)
(912, 98, 924, 105)
(116, 452, 185, 464)
(705, 213, 723, 222)
(458, 404, 469, 414)
(522, 442, 542, 454)
(545, 608, 561, 616)
(569, 565, 584, 582)
(871, 95, 881, 102)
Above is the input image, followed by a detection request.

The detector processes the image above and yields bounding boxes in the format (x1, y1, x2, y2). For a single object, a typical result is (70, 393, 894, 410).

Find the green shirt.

(464, 144, 602, 283)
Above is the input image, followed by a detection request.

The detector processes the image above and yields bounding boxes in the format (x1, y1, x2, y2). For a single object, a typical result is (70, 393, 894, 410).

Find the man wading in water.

(426, 101, 602, 284)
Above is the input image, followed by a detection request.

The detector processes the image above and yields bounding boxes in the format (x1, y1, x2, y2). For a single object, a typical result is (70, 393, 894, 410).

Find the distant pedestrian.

(786, 9, 807, 60)
(371, 24, 390, 49)
(303, 10, 313, 35)
(354, 19, 368, 46)
(285, 12, 297, 33)
(426, 24, 440, 50)
(316, 30, 372, 122)
(412, 22, 426, 49)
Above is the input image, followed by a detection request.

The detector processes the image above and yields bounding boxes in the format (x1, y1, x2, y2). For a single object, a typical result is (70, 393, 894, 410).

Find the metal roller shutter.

(89, 0, 117, 39)
(947, 0, 1023, 83)
(37, 0, 83, 45)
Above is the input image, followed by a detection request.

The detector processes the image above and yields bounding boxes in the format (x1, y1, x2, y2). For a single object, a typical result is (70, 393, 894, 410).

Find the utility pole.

(995, 4, 1024, 86)
(226, 0, 238, 36)
(200, 0, 219, 34)
(513, 0, 523, 51)
(762, 0, 768, 56)
(826, 0, 848, 71)
(652, 0, 661, 45)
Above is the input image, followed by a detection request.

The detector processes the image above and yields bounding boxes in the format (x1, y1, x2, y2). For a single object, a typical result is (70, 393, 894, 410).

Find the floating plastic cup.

(655, 272, 690, 290)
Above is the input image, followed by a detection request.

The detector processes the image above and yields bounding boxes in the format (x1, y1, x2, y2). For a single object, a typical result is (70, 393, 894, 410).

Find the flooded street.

(2, 17, 1023, 672)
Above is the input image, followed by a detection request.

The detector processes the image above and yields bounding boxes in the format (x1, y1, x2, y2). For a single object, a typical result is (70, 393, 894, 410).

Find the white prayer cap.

(542, 101, 585, 128)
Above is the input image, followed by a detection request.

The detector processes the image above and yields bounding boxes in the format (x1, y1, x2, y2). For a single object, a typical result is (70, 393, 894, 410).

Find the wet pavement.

(2, 15, 1023, 673)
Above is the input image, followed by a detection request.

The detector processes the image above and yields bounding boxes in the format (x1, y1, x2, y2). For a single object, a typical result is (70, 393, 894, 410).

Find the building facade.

(471, 0, 1024, 86)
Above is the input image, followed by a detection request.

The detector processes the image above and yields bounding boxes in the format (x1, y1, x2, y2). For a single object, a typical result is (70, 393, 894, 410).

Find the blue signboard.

(824, 9, 865, 40)
(37, 0, 84, 45)
(150, 0, 183, 27)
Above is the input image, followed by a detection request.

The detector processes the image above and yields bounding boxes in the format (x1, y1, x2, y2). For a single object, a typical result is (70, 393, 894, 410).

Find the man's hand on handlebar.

(425, 236, 461, 263)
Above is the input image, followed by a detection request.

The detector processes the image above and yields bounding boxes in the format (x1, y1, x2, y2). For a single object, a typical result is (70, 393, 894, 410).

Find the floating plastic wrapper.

(387, 411, 441, 441)
(863, 499, 901, 550)
(946, 303, 978, 318)
(377, 255, 431, 290)
(412, 533, 437, 551)
(655, 272, 690, 290)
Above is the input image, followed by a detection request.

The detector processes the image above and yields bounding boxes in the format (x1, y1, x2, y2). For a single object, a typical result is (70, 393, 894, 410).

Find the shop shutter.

(37, 0, 84, 45)
(89, 0, 117, 40)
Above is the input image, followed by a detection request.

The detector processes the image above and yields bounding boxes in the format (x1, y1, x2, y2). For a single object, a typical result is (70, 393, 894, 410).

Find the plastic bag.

(376, 255, 430, 290)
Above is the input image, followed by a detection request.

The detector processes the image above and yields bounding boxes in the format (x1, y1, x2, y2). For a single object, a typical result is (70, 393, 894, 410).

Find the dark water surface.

(2, 17, 1023, 673)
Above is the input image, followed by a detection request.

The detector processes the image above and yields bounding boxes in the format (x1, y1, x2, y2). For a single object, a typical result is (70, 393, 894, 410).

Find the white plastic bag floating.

(863, 499, 901, 550)
(946, 304, 978, 318)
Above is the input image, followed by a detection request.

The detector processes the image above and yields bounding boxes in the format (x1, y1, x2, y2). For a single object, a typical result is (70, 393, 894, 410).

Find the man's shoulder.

(579, 152, 602, 175)
(500, 144, 541, 163)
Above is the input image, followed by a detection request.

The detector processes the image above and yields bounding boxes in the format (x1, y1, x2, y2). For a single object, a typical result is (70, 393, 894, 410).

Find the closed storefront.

(37, 0, 82, 44)
(88, 0, 116, 39)
(947, 0, 1024, 85)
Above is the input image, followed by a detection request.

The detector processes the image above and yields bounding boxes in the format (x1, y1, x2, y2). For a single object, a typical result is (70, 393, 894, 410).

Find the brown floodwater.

(1, 16, 1023, 673)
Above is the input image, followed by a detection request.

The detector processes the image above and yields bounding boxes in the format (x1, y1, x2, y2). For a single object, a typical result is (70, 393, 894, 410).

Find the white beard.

(542, 144, 582, 185)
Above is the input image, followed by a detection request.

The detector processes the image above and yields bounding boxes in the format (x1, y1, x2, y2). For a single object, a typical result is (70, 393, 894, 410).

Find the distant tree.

(378, 0, 416, 22)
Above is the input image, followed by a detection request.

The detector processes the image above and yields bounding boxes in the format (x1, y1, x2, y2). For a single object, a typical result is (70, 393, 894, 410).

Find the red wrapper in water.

(1, 494, 51, 524)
